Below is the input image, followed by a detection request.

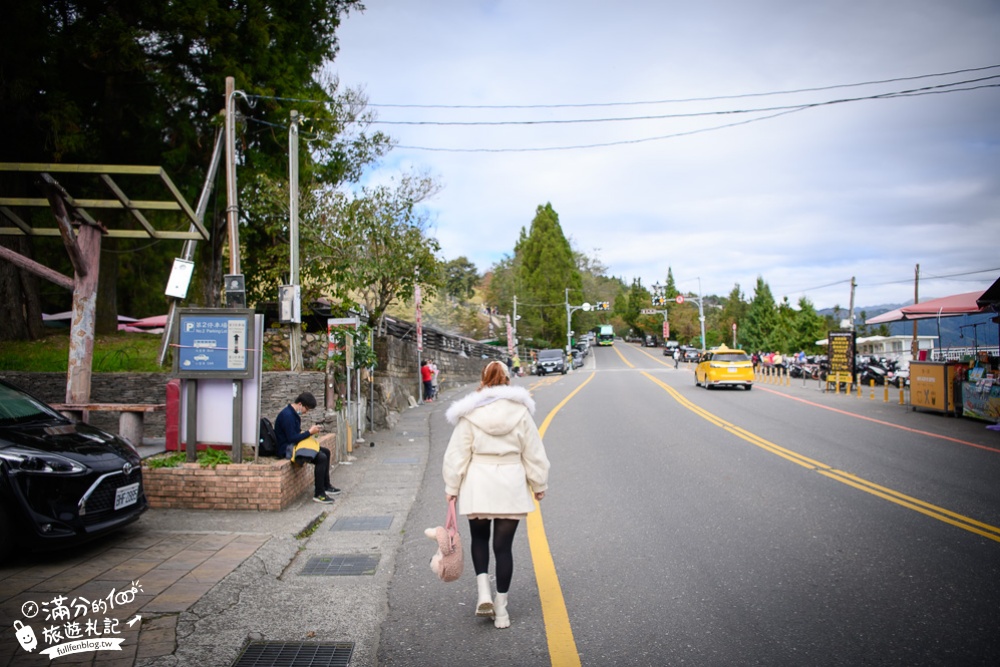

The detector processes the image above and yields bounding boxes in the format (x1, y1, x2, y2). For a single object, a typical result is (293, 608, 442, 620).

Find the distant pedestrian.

(430, 360, 440, 399)
(443, 360, 550, 629)
(421, 360, 434, 402)
(673, 348, 680, 369)
(274, 392, 339, 504)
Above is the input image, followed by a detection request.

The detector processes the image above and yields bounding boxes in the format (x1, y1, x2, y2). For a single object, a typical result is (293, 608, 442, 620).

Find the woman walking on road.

(443, 360, 550, 628)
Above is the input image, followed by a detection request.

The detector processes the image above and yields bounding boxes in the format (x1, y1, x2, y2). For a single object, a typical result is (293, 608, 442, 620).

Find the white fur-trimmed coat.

(443, 385, 550, 516)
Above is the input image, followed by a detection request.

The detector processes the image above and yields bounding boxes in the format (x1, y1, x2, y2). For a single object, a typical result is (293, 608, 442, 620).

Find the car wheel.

(695, 376, 700, 387)
(745, 384, 753, 391)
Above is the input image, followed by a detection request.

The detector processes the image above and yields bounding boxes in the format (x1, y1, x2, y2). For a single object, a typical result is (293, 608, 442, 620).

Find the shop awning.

(865, 290, 986, 325)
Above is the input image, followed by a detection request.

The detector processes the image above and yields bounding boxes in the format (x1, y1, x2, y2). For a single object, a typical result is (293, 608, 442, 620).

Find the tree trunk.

(0, 236, 46, 341)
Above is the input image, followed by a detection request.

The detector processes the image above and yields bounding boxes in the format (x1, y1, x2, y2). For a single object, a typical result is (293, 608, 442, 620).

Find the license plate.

(114, 482, 140, 510)
(727, 366, 738, 373)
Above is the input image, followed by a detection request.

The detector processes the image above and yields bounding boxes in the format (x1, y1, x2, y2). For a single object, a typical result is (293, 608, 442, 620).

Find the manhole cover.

(330, 516, 393, 531)
(232, 641, 353, 667)
(300, 554, 380, 576)
(382, 457, 419, 464)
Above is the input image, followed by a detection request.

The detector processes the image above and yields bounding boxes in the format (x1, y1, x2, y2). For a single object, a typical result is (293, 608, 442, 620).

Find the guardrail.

(382, 316, 506, 360)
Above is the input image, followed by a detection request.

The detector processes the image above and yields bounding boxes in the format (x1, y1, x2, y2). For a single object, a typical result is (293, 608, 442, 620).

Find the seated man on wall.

(274, 391, 340, 504)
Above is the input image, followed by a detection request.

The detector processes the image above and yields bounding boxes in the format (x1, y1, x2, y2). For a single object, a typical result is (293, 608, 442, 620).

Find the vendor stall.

(960, 278, 1000, 422)
(909, 361, 964, 415)
(866, 283, 999, 421)
(961, 376, 1000, 422)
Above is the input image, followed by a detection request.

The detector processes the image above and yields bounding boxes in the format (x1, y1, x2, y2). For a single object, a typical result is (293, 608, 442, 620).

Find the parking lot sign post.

(173, 308, 257, 462)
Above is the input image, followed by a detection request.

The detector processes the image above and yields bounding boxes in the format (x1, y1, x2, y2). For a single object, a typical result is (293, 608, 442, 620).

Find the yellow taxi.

(694, 345, 754, 390)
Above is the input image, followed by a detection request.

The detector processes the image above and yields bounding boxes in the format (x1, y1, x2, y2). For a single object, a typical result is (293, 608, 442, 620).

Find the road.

(382, 342, 1000, 666)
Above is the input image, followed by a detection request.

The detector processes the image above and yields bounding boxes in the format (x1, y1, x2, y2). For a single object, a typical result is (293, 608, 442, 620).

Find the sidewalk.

(0, 401, 435, 667)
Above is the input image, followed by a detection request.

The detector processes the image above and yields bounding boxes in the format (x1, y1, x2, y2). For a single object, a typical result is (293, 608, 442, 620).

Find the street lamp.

(679, 277, 707, 352)
(565, 288, 591, 358)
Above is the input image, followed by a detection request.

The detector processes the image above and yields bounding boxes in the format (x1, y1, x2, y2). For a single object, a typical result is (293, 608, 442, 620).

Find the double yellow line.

(618, 344, 1000, 542)
(639, 358, 1000, 545)
(530, 347, 1000, 667)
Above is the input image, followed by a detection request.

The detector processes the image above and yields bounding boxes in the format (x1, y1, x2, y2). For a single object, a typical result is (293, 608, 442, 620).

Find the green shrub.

(144, 448, 233, 469)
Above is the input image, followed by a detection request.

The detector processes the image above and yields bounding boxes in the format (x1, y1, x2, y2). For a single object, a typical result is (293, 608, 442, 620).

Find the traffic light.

(651, 295, 664, 306)
(594, 301, 610, 311)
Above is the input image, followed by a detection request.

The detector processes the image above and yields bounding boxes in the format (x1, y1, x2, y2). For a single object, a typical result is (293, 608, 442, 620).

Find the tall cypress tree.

(517, 203, 582, 347)
(742, 276, 778, 352)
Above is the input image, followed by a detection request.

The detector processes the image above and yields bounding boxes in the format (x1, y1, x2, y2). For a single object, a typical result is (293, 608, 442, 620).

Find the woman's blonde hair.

(478, 360, 510, 390)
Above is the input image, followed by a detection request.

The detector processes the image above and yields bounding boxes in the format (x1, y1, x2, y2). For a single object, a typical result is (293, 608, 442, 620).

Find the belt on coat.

(471, 452, 522, 465)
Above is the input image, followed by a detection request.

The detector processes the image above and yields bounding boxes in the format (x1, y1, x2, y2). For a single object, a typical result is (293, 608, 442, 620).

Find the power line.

(863, 267, 1000, 287)
(242, 69, 999, 153)
(365, 64, 1000, 109)
(396, 107, 809, 153)
(390, 80, 998, 153)
(791, 278, 854, 293)
(366, 76, 1000, 127)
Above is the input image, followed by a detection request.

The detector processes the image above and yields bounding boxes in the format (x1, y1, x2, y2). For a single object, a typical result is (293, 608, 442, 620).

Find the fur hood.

(445, 385, 535, 433)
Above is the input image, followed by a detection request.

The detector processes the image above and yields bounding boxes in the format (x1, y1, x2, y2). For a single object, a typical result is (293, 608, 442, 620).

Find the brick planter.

(143, 435, 334, 511)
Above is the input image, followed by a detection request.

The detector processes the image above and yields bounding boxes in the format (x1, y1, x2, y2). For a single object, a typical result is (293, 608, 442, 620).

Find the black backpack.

(258, 417, 278, 457)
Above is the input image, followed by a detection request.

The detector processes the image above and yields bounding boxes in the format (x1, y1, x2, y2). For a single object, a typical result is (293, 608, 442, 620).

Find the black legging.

(469, 518, 520, 593)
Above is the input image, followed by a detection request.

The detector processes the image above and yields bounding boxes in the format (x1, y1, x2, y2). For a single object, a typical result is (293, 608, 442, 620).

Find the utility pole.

(912, 263, 920, 358)
(224, 76, 240, 275)
(289, 110, 302, 371)
(223, 76, 245, 462)
(565, 288, 571, 354)
(415, 267, 423, 401)
(697, 277, 706, 351)
(512, 294, 518, 353)
(848, 276, 857, 330)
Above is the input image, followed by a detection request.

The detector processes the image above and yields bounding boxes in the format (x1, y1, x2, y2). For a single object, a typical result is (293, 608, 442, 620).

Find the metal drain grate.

(330, 515, 393, 531)
(382, 456, 419, 464)
(300, 554, 380, 576)
(232, 641, 353, 667)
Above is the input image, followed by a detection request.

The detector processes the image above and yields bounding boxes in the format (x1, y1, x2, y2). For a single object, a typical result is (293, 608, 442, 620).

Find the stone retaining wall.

(0, 371, 326, 436)
(1, 319, 497, 435)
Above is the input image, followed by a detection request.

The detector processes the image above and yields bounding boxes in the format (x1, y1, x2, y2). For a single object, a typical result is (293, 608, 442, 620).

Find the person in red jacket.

(420, 360, 434, 402)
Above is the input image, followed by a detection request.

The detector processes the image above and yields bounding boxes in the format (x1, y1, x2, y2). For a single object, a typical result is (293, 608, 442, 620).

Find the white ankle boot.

(475, 573, 494, 617)
(493, 592, 510, 628)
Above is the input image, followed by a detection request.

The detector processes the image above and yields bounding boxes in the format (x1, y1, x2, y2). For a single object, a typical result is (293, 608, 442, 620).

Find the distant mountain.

(818, 303, 998, 350)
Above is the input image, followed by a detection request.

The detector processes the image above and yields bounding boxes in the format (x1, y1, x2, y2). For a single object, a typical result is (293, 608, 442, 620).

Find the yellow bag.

(293, 436, 321, 463)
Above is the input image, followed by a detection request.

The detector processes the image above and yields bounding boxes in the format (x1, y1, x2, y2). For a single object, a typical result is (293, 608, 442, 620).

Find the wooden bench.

(52, 403, 166, 446)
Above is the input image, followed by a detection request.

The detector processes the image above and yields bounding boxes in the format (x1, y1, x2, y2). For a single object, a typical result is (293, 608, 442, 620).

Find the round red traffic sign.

(675, 295, 685, 304)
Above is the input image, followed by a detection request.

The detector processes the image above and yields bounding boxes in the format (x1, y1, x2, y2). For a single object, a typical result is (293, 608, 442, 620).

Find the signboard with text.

(172, 308, 255, 379)
(827, 330, 856, 385)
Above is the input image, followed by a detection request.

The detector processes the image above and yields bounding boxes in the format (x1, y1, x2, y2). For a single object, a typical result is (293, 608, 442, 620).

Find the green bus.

(597, 324, 614, 346)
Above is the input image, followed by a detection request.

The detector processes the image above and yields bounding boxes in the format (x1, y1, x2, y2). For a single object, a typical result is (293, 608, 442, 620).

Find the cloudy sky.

(330, 0, 1000, 310)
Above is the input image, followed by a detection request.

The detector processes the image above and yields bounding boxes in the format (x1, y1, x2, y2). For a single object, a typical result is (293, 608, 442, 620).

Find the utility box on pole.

(224, 274, 246, 308)
(278, 284, 301, 323)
